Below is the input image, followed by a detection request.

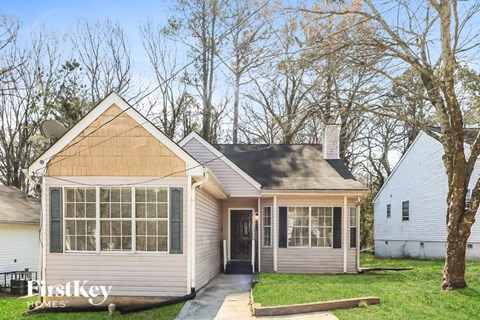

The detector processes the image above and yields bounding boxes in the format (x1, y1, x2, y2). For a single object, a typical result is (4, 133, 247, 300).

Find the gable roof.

(29, 92, 204, 177)
(214, 144, 367, 191)
(373, 127, 480, 203)
(0, 186, 40, 225)
(179, 132, 262, 191)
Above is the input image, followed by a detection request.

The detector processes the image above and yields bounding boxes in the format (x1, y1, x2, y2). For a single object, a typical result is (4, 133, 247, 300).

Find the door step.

(225, 260, 253, 274)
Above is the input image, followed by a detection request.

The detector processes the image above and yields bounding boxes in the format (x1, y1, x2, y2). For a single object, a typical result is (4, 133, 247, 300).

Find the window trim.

(261, 206, 272, 248)
(62, 185, 171, 254)
(402, 201, 409, 221)
(286, 206, 333, 249)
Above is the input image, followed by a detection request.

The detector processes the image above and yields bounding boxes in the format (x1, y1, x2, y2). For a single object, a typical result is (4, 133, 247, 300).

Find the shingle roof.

(213, 144, 367, 191)
(0, 186, 40, 225)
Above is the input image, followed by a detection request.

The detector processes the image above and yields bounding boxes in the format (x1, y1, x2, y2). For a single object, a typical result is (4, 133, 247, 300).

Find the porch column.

(273, 196, 277, 273)
(257, 197, 261, 272)
(343, 196, 348, 273)
(356, 202, 361, 272)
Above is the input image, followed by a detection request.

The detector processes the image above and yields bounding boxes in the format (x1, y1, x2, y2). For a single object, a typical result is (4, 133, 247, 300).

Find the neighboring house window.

(135, 187, 169, 252)
(402, 201, 409, 221)
(65, 187, 97, 252)
(100, 187, 132, 251)
(288, 207, 333, 248)
(63, 186, 169, 253)
(387, 204, 391, 218)
(350, 207, 357, 248)
(262, 206, 272, 247)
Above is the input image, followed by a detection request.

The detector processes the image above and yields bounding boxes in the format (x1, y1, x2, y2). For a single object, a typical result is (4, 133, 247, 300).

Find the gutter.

(189, 170, 209, 293)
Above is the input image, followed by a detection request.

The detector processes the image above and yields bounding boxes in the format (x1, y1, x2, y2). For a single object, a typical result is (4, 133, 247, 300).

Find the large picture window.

(63, 186, 169, 253)
(288, 206, 333, 248)
(135, 187, 168, 252)
(65, 187, 97, 251)
(311, 207, 332, 247)
(100, 187, 132, 251)
(262, 207, 272, 247)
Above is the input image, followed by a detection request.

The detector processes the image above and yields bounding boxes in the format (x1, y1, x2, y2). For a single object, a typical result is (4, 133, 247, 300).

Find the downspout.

(186, 176, 192, 294)
(343, 196, 348, 273)
(41, 177, 47, 302)
(190, 171, 209, 293)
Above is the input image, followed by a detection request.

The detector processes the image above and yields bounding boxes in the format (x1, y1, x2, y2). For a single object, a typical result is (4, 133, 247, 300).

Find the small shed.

(0, 186, 40, 286)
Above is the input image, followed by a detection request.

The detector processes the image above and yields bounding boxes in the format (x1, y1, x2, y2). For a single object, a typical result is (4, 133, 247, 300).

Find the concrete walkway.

(175, 274, 338, 320)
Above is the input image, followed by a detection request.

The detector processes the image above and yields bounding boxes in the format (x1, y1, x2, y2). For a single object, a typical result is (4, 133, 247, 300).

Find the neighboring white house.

(374, 129, 480, 260)
(0, 186, 40, 277)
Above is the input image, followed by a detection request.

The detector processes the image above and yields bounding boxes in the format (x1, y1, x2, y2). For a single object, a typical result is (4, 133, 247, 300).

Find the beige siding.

(195, 188, 223, 290)
(275, 195, 359, 274)
(260, 248, 274, 272)
(44, 177, 189, 296)
(0, 223, 39, 274)
(183, 139, 260, 197)
(47, 104, 186, 177)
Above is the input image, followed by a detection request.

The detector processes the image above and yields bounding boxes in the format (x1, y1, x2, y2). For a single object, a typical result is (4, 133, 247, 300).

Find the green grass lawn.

(0, 296, 184, 320)
(253, 253, 480, 320)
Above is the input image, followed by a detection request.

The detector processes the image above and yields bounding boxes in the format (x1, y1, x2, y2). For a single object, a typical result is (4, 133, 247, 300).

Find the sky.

(2, 0, 177, 77)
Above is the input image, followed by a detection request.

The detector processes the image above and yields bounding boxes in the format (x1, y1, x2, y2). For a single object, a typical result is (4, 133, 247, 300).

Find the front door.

(230, 210, 252, 260)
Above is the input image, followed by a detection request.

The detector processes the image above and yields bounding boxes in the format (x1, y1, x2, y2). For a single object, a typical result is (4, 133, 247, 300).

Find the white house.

(0, 186, 40, 280)
(373, 129, 480, 260)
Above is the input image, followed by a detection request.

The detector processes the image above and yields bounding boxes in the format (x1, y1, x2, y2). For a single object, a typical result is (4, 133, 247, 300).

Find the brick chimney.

(323, 124, 340, 159)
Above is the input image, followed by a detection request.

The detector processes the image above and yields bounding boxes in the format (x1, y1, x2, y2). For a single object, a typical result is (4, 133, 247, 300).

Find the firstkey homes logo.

(28, 280, 112, 306)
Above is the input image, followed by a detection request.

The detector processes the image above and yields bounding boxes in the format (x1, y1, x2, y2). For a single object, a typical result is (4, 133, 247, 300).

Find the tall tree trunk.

(233, 71, 240, 143)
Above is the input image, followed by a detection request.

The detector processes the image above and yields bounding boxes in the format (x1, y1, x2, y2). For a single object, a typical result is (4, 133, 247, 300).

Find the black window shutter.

(333, 207, 342, 249)
(50, 188, 63, 253)
(278, 207, 288, 248)
(350, 227, 357, 248)
(169, 187, 183, 254)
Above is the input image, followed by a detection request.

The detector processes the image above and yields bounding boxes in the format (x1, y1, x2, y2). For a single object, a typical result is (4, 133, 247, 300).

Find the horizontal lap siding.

(183, 139, 260, 197)
(276, 195, 358, 274)
(0, 223, 39, 274)
(195, 189, 222, 290)
(46, 254, 187, 296)
(261, 248, 273, 272)
(44, 177, 188, 297)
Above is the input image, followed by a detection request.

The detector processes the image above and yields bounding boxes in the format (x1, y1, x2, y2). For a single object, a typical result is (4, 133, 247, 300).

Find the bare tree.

(219, 0, 271, 143)
(140, 21, 193, 139)
(0, 28, 64, 191)
(308, 0, 480, 289)
(71, 20, 136, 104)
(167, 0, 227, 143)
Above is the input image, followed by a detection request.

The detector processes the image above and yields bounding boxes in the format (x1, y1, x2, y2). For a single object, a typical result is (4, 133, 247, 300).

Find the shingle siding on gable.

(182, 138, 260, 197)
(374, 132, 480, 259)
